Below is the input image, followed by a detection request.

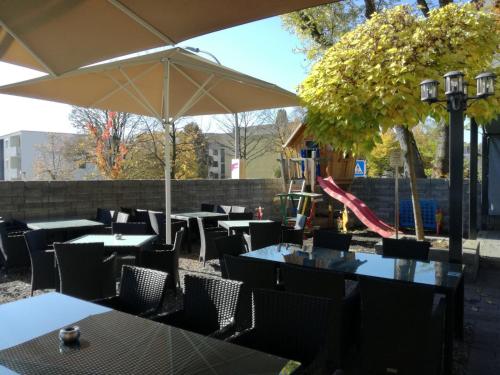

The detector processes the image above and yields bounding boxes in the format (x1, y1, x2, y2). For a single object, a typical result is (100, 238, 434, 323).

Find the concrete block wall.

(0, 179, 283, 221)
(0, 177, 480, 235)
(349, 178, 481, 234)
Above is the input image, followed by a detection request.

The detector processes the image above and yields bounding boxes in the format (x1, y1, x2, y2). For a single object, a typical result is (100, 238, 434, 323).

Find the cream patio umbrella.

(0, 0, 337, 75)
(0, 47, 298, 243)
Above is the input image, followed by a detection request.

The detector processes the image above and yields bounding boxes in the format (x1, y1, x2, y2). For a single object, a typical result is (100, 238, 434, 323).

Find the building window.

(212, 149, 218, 156)
(212, 161, 218, 168)
(220, 148, 225, 163)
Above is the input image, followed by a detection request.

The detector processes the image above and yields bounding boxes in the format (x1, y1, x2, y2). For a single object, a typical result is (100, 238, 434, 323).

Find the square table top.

(172, 211, 228, 219)
(26, 219, 104, 231)
(67, 234, 157, 248)
(0, 293, 299, 375)
(218, 219, 274, 230)
(243, 245, 464, 290)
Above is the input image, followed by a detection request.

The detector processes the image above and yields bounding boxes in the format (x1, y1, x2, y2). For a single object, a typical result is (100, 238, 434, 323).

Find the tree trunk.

(394, 126, 427, 178)
(433, 121, 449, 178)
(396, 126, 425, 240)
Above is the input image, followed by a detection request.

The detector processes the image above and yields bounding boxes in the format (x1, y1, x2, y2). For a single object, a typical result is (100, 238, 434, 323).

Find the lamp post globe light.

(420, 71, 496, 263)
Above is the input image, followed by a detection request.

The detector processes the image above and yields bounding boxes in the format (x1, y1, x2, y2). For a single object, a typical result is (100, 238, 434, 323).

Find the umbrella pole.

(163, 60, 172, 245)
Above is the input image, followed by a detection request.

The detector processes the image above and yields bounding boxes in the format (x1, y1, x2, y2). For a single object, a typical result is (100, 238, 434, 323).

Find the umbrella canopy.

(0, 48, 297, 118)
(0, 0, 336, 75)
(0, 47, 298, 243)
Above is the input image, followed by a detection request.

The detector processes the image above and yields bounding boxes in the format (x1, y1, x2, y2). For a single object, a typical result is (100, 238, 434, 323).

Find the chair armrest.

(153, 309, 185, 327)
(93, 296, 120, 308)
(137, 307, 162, 319)
(243, 233, 251, 252)
(225, 327, 258, 346)
(102, 252, 117, 297)
(208, 320, 238, 340)
(103, 252, 117, 265)
(152, 243, 174, 251)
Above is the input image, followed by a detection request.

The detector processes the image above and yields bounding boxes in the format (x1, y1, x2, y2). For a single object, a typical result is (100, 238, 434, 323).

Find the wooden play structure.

(279, 123, 396, 238)
(278, 122, 356, 230)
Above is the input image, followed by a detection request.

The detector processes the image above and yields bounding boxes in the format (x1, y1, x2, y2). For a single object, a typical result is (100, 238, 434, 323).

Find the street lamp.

(420, 71, 496, 263)
(475, 72, 496, 98)
(184, 46, 222, 65)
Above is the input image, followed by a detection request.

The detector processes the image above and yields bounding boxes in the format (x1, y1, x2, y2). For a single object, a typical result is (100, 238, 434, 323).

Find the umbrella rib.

(105, 72, 160, 118)
(173, 74, 217, 119)
(0, 20, 56, 76)
(118, 67, 161, 118)
(169, 53, 297, 97)
(107, 0, 176, 45)
(171, 63, 234, 114)
(91, 64, 157, 107)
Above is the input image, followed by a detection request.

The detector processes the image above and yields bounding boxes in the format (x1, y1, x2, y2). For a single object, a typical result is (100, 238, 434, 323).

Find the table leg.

(443, 289, 455, 375)
(455, 275, 465, 339)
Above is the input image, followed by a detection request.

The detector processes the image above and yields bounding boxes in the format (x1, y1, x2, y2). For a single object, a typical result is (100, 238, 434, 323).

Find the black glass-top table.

(243, 245, 465, 375)
(0, 293, 299, 374)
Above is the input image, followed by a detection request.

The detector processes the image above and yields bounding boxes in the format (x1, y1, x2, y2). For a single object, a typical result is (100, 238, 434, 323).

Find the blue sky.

(0, 16, 308, 136)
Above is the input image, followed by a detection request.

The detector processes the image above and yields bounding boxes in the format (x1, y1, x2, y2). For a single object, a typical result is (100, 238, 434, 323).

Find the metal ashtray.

(59, 325, 80, 345)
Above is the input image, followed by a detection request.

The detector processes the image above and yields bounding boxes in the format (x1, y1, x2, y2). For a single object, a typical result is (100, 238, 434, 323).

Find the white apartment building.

(0, 130, 94, 181)
(207, 142, 228, 179)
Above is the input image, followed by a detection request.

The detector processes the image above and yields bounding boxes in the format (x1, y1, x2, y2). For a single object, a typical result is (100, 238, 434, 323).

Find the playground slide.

(318, 176, 396, 238)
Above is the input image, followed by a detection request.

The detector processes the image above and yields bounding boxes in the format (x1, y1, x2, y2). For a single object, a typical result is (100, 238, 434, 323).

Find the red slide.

(318, 176, 395, 238)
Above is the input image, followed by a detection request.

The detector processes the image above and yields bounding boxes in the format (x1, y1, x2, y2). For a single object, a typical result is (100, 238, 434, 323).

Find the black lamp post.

(420, 71, 496, 263)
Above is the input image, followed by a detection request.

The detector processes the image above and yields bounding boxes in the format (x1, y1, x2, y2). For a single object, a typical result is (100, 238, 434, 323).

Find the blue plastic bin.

(399, 199, 437, 230)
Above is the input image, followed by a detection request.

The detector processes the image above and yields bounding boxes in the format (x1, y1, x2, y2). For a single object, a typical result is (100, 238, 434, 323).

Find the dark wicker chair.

(281, 226, 304, 246)
(135, 209, 153, 233)
(382, 238, 431, 261)
(24, 229, 57, 295)
(148, 211, 165, 239)
(96, 208, 114, 226)
(228, 212, 253, 220)
(197, 217, 227, 266)
(359, 277, 445, 375)
(111, 222, 148, 235)
(119, 207, 136, 221)
(231, 205, 247, 213)
(155, 274, 242, 338)
(248, 221, 282, 251)
(216, 205, 232, 214)
(115, 212, 130, 223)
(94, 265, 169, 317)
(140, 228, 185, 292)
(201, 203, 215, 212)
(148, 211, 186, 245)
(280, 263, 359, 364)
(214, 234, 248, 278)
(313, 229, 352, 251)
(53, 242, 117, 301)
(0, 221, 30, 270)
(224, 254, 278, 329)
(227, 288, 341, 374)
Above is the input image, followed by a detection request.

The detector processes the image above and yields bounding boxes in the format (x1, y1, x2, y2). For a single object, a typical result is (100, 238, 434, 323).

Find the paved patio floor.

(465, 264, 500, 374)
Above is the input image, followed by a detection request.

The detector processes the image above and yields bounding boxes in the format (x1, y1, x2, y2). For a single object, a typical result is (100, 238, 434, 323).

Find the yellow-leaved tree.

(300, 4, 499, 239)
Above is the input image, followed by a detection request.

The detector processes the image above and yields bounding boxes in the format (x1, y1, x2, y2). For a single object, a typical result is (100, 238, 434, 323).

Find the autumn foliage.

(299, 4, 499, 154)
(87, 111, 128, 179)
